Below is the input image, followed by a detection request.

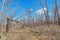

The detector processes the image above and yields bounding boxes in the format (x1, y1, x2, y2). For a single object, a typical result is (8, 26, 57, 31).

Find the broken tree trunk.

(6, 18, 10, 32)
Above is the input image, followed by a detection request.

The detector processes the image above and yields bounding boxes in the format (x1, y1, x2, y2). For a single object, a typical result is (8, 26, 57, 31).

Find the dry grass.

(0, 25, 60, 40)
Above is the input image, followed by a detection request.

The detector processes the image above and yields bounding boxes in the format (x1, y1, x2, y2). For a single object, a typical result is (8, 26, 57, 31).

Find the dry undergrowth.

(0, 25, 60, 40)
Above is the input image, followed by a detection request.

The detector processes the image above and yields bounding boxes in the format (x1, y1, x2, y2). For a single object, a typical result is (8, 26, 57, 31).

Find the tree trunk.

(6, 18, 9, 32)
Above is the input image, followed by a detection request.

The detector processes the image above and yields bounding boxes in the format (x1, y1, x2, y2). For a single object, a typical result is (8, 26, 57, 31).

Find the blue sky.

(12, 0, 54, 19)
(0, 0, 60, 20)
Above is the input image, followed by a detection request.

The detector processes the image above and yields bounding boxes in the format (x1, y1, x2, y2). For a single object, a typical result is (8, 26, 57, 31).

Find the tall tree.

(28, 9, 33, 27)
(54, 0, 60, 25)
(40, 0, 49, 26)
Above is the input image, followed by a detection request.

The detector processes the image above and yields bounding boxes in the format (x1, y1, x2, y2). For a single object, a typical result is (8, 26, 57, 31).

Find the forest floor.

(0, 25, 60, 40)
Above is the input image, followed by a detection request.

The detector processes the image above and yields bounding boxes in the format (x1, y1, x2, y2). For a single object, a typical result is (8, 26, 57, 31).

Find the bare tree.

(28, 9, 33, 27)
(54, 0, 60, 26)
(20, 9, 25, 28)
(54, 6, 58, 24)
(45, 0, 50, 26)
(6, 7, 19, 32)
(0, 0, 6, 38)
(36, 13, 39, 26)
(40, 0, 49, 26)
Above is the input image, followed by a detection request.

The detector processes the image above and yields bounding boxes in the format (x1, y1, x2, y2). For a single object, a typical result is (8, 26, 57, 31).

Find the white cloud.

(36, 8, 47, 15)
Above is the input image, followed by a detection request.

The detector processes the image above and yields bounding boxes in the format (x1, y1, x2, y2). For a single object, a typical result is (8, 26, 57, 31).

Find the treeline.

(0, 0, 60, 33)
